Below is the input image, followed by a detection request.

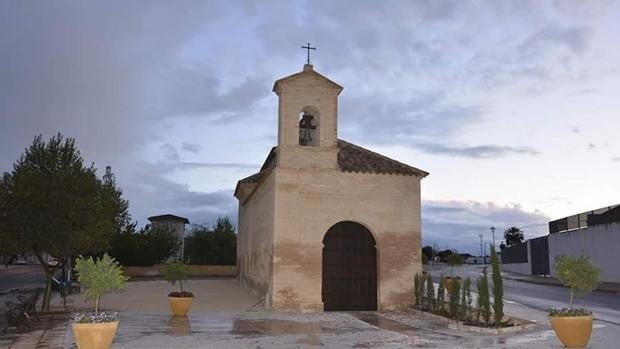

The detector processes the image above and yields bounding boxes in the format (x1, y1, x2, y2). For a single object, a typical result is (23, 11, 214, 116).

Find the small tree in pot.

(164, 260, 194, 316)
(444, 253, 464, 293)
(73, 254, 129, 349)
(548, 254, 600, 348)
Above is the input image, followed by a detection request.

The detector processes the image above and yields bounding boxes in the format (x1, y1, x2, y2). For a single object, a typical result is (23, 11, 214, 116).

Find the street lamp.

(490, 226, 496, 251)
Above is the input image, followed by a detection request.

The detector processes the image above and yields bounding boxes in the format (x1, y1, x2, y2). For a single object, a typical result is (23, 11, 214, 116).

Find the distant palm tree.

(504, 227, 524, 246)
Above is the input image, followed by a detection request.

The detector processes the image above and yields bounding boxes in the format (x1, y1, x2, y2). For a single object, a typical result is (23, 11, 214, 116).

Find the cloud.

(422, 200, 550, 254)
(413, 142, 540, 158)
(181, 143, 202, 153)
(612, 157, 620, 163)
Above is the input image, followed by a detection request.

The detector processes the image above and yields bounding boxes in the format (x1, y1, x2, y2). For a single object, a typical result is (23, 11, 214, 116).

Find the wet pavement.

(0, 312, 70, 349)
(3, 278, 619, 348)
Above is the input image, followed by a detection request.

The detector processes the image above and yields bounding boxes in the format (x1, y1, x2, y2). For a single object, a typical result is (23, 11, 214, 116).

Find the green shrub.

(550, 253, 600, 315)
(75, 254, 129, 316)
(490, 244, 503, 325)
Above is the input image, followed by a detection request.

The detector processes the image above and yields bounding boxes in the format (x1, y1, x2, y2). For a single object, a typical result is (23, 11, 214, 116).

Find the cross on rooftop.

(301, 42, 316, 65)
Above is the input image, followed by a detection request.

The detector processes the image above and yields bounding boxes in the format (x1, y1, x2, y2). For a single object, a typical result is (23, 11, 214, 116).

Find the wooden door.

(322, 221, 377, 311)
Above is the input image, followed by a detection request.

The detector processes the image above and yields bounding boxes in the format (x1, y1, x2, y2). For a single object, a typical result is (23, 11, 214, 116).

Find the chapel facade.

(234, 64, 428, 311)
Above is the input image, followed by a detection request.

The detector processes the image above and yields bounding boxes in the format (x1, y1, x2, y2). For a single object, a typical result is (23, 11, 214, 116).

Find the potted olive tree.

(444, 253, 464, 293)
(548, 253, 600, 348)
(164, 260, 194, 316)
(72, 254, 129, 349)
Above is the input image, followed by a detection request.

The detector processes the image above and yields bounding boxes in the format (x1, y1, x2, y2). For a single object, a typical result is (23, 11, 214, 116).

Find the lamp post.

(490, 226, 496, 252)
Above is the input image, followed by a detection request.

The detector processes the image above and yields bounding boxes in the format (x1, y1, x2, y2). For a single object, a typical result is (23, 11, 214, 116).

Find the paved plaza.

(1, 278, 618, 348)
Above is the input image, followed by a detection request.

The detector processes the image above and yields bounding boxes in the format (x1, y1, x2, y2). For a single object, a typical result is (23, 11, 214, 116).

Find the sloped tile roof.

(236, 140, 427, 189)
(337, 140, 428, 177)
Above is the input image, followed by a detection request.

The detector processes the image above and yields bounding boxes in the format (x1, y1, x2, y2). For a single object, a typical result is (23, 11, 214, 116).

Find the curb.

(409, 309, 539, 335)
(503, 275, 620, 293)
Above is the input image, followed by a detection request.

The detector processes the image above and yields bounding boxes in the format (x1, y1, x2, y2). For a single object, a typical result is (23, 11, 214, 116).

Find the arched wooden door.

(322, 221, 377, 311)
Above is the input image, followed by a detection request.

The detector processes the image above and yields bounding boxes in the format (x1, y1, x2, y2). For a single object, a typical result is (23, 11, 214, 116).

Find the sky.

(1, 1, 619, 254)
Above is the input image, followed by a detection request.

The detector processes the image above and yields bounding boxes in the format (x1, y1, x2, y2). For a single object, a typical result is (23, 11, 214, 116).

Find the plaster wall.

(270, 166, 423, 311)
(548, 222, 620, 283)
(237, 171, 276, 305)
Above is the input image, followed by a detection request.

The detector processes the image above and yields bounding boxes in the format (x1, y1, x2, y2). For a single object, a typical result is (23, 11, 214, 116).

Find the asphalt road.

(426, 264, 620, 325)
(0, 264, 46, 294)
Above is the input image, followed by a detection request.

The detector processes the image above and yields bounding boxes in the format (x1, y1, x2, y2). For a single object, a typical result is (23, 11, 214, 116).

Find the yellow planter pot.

(72, 321, 119, 349)
(443, 277, 461, 294)
(169, 296, 193, 316)
(549, 315, 593, 348)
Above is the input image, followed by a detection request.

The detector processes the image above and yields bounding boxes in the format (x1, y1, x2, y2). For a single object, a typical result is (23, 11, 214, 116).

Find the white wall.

(548, 222, 620, 283)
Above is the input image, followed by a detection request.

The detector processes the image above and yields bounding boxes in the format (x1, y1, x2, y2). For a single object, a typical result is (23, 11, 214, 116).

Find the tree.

(555, 254, 600, 308)
(503, 226, 524, 246)
(422, 245, 434, 262)
(436, 249, 453, 263)
(74, 254, 129, 316)
(490, 244, 504, 325)
(0, 134, 131, 310)
(477, 267, 491, 325)
(446, 253, 464, 278)
(163, 260, 190, 294)
(108, 224, 180, 266)
(184, 217, 237, 265)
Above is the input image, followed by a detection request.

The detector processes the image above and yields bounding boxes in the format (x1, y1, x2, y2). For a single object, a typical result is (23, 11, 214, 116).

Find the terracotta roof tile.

(236, 140, 427, 189)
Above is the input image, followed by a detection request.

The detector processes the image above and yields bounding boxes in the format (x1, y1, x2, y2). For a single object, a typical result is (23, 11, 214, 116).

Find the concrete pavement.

(3, 276, 620, 348)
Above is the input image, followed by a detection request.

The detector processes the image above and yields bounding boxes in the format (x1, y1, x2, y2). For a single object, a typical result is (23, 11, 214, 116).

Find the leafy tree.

(184, 217, 237, 265)
(422, 245, 434, 262)
(490, 244, 504, 325)
(436, 249, 453, 263)
(555, 254, 600, 308)
(446, 253, 464, 278)
(0, 134, 131, 310)
(75, 254, 129, 316)
(109, 224, 180, 266)
(163, 260, 190, 294)
(477, 267, 491, 325)
(503, 226, 524, 246)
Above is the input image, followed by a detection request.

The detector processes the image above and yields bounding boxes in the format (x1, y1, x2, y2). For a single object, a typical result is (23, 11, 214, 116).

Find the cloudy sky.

(1, 1, 619, 254)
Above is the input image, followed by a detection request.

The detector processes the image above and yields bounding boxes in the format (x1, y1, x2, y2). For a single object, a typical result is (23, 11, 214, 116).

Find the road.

(426, 263, 620, 325)
(0, 265, 46, 294)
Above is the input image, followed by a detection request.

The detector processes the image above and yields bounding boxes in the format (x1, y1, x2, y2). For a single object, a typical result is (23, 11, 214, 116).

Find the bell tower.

(272, 64, 343, 169)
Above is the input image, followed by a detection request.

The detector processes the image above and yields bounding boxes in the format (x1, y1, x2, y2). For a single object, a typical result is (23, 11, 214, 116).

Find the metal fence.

(549, 204, 619, 234)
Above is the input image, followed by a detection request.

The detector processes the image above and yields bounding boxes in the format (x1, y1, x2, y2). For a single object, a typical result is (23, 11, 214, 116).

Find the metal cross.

(301, 42, 316, 65)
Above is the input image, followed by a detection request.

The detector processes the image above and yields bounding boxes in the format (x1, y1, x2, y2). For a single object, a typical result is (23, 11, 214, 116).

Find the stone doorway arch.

(322, 221, 377, 311)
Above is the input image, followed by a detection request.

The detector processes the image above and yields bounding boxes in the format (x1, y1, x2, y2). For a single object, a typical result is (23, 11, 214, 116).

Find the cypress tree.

(464, 277, 472, 320)
(414, 273, 421, 307)
(477, 267, 491, 325)
(437, 275, 446, 314)
(491, 244, 504, 326)
(426, 273, 435, 311)
(449, 278, 461, 318)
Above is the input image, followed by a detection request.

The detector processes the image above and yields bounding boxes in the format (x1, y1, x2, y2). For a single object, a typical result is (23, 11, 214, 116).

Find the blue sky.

(1, 1, 619, 254)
